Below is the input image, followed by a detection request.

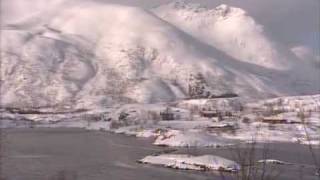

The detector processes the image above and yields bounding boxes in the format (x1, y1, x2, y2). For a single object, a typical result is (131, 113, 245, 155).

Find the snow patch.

(154, 130, 235, 147)
(139, 154, 240, 172)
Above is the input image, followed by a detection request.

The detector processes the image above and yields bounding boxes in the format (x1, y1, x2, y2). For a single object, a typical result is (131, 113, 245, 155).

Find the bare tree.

(298, 108, 320, 179)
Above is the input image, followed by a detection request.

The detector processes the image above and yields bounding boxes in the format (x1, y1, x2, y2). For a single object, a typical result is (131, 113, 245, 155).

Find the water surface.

(1, 128, 319, 180)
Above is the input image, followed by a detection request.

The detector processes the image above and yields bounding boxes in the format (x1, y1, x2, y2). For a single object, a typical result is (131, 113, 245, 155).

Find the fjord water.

(1, 128, 319, 180)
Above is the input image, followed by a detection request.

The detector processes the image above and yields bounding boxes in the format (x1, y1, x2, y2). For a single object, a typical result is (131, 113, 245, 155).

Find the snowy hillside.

(1, 0, 319, 109)
(153, 2, 289, 69)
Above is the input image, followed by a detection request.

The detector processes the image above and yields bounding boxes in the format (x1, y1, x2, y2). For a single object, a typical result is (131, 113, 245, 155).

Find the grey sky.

(97, 0, 320, 53)
(3, 0, 319, 53)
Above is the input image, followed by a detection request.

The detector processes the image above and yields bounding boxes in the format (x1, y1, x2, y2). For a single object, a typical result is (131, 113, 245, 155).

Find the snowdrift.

(154, 130, 235, 147)
(139, 154, 240, 172)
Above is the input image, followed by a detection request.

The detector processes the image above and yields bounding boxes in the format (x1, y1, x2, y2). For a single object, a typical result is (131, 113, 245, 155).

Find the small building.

(160, 107, 175, 121)
(261, 117, 288, 124)
(200, 110, 220, 118)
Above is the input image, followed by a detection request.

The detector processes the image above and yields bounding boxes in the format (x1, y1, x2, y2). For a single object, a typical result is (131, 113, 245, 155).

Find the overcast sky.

(96, 0, 320, 53)
(3, 0, 319, 53)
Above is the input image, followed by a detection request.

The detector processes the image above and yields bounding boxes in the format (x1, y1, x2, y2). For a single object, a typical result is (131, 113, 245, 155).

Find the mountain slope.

(1, 1, 319, 109)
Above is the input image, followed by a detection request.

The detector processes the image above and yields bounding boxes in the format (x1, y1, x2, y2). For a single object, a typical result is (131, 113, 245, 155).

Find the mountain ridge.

(1, 1, 319, 109)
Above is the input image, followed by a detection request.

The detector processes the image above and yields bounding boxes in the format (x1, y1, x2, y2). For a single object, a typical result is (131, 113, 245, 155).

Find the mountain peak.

(214, 4, 246, 17)
(157, 1, 247, 19)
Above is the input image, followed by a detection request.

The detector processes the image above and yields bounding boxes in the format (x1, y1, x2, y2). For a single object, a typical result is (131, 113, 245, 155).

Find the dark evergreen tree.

(188, 73, 207, 98)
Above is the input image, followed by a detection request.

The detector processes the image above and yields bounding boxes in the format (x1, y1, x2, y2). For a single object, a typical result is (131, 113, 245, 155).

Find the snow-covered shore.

(1, 95, 319, 147)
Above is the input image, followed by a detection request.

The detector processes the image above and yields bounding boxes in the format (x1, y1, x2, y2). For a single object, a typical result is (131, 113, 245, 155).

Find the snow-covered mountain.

(154, 2, 286, 69)
(1, 0, 319, 109)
